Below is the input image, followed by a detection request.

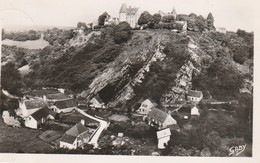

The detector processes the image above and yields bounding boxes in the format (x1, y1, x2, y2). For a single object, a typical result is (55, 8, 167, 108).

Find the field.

(0, 118, 52, 153)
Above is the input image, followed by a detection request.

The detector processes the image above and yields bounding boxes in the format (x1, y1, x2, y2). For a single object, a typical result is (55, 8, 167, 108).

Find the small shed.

(157, 128, 171, 149)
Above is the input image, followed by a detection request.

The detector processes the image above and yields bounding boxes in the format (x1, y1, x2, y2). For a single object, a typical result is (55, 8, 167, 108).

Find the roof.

(54, 99, 76, 109)
(119, 3, 139, 15)
(60, 111, 99, 125)
(66, 123, 89, 137)
(147, 107, 169, 123)
(157, 128, 171, 139)
(126, 7, 139, 15)
(24, 99, 48, 110)
(187, 90, 203, 98)
(94, 95, 103, 104)
(45, 93, 68, 100)
(60, 134, 77, 144)
(30, 106, 50, 121)
(119, 3, 127, 13)
(26, 89, 60, 97)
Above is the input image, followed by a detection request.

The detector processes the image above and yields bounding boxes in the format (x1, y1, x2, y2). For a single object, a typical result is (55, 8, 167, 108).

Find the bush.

(114, 22, 132, 44)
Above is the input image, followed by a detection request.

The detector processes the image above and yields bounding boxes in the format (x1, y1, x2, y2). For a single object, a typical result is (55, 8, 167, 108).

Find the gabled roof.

(157, 128, 171, 139)
(54, 99, 76, 109)
(60, 123, 89, 144)
(26, 89, 60, 97)
(24, 99, 48, 110)
(126, 8, 139, 15)
(45, 93, 68, 100)
(147, 107, 169, 123)
(66, 123, 89, 137)
(187, 90, 203, 98)
(120, 3, 127, 13)
(94, 95, 103, 104)
(30, 106, 50, 121)
(60, 134, 77, 144)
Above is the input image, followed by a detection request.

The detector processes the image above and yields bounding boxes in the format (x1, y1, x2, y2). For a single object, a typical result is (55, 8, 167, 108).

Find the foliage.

(98, 12, 110, 26)
(138, 11, 154, 26)
(114, 22, 132, 44)
(161, 15, 175, 23)
(1, 62, 23, 95)
(77, 22, 87, 28)
(2, 30, 40, 41)
(195, 15, 207, 32)
(152, 13, 162, 24)
(206, 12, 215, 30)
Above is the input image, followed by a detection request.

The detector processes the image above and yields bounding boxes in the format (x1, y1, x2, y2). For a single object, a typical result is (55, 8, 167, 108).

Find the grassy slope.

(0, 117, 52, 153)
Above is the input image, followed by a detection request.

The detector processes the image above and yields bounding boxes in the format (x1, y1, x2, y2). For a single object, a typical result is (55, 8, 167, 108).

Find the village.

(0, 2, 253, 156)
(2, 86, 207, 153)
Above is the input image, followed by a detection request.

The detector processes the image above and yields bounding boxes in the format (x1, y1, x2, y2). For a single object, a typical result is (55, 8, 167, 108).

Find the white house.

(90, 96, 105, 109)
(187, 90, 203, 103)
(145, 107, 177, 130)
(191, 106, 200, 116)
(59, 121, 92, 149)
(51, 98, 77, 113)
(137, 99, 156, 115)
(216, 27, 227, 34)
(24, 106, 52, 129)
(157, 128, 171, 149)
(18, 99, 48, 117)
(119, 3, 142, 28)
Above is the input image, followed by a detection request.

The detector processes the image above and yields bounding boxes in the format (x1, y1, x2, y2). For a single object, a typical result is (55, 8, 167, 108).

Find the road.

(76, 108, 109, 148)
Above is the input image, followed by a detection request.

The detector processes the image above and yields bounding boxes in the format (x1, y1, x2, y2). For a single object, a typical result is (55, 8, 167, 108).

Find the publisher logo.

(229, 144, 246, 156)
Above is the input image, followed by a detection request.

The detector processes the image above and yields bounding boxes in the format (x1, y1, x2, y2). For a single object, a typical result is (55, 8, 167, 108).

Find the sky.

(0, 0, 257, 32)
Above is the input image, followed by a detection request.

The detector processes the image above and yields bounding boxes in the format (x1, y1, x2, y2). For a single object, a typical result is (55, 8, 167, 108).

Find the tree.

(161, 15, 175, 23)
(77, 22, 87, 28)
(114, 22, 132, 44)
(195, 15, 207, 32)
(138, 11, 153, 26)
(1, 62, 23, 95)
(153, 13, 162, 24)
(98, 12, 110, 26)
(207, 12, 215, 30)
(205, 131, 221, 153)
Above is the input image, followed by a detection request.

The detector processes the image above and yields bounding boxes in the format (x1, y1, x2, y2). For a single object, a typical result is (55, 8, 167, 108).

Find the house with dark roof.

(144, 107, 177, 130)
(119, 3, 142, 28)
(90, 96, 105, 109)
(24, 106, 53, 129)
(59, 121, 93, 149)
(137, 99, 157, 115)
(51, 98, 77, 113)
(43, 93, 68, 102)
(187, 90, 203, 103)
(18, 99, 48, 117)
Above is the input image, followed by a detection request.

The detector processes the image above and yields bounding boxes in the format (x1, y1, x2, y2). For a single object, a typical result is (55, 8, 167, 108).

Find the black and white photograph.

(0, 0, 258, 162)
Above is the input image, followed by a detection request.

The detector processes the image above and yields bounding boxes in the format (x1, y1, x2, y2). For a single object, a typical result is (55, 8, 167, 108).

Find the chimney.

(81, 119, 85, 126)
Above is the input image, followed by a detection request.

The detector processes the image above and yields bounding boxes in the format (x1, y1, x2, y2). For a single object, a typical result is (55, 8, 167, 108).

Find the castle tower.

(171, 5, 177, 19)
(119, 3, 127, 22)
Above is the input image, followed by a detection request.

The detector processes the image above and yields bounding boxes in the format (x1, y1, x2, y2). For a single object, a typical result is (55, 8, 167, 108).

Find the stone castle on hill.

(119, 3, 142, 28)
(119, 3, 177, 28)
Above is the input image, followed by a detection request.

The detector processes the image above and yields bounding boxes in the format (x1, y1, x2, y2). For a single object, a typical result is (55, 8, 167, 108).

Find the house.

(216, 27, 226, 34)
(144, 107, 177, 130)
(104, 17, 119, 26)
(191, 105, 200, 120)
(59, 121, 92, 149)
(158, 6, 177, 19)
(157, 128, 171, 149)
(18, 99, 48, 117)
(43, 93, 68, 102)
(137, 99, 156, 115)
(90, 96, 105, 109)
(24, 106, 53, 129)
(51, 98, 77, 113)
(187, 90, 203, 103)
(119, 3, 142, 28)
(24, 89, 61, 100)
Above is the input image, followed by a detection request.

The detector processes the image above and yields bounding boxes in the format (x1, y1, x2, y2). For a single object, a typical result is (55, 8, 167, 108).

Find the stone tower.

(171, 5, 177, 19)
(119, 3, 127, 22)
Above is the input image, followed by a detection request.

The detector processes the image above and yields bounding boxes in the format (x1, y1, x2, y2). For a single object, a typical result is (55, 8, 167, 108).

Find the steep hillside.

(14, 27, 253, 111)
